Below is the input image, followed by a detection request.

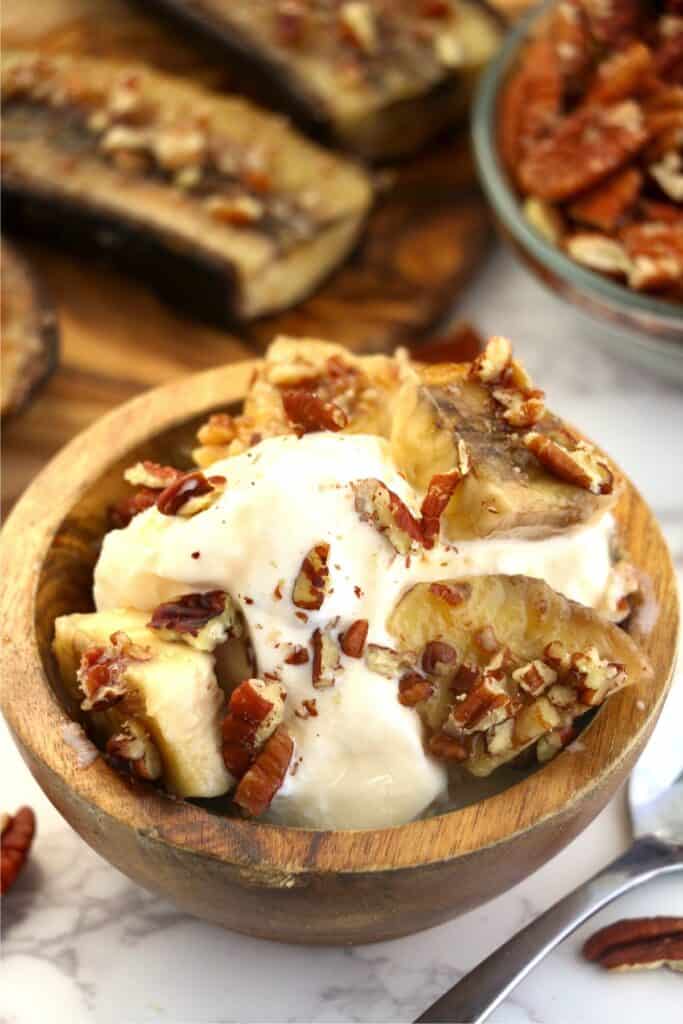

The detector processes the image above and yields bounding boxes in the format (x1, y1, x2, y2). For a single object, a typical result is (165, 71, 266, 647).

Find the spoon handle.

(415, 836, 683, 1024)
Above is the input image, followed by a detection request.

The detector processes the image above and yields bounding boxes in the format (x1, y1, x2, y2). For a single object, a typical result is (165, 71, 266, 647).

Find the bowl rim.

(0, 360, 678, 875)
(472, 0, 683, 332)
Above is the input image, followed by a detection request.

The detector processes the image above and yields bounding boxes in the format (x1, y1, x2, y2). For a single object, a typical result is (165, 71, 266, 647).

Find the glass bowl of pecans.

(473, 0, 683, 379)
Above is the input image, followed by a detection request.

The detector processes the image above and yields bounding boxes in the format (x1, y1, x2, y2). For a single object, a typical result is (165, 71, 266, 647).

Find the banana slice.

(387, 575, 652, 776)
(390, 359, 618, 540)
(53, 609, 232, 798)
(193, 336, 405, 466)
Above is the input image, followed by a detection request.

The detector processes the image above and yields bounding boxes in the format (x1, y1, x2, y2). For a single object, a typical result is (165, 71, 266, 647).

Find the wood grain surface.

(0, 361, 677, 944)
(0, 0, 526, 512)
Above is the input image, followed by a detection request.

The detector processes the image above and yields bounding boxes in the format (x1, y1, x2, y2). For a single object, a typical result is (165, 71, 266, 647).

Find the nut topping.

(222, 678, 286, 777)
(353, 478, 423, 554)
(233, 726, 294, 817)
(421, 640, 458, 676)
(148, 591, 239, 651)
(1, 807, 36, 895)
(427, 731, 467, 761)
(512, 659, 558, 696)
(77, 631, 151, 712)
(398, 672, 434, 707)
(156, 470, 226, 516)
(106, 719, 162, 781)
(420, 451, 470, 547)
(339, 618, 369, 658)
(524, 432, 614, 495)
(282, 389, 348, 434)
(123, 460, 184, 489)
(583, 917, 683, 972)
(469, 336, 512, 384)
(311, 626, 341, 687)
(292, 543, 331, 611)
(446, 677, 513, 736)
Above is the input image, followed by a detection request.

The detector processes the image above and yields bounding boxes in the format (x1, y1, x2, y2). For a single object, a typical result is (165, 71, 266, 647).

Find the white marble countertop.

(2, 247, 682, 1024)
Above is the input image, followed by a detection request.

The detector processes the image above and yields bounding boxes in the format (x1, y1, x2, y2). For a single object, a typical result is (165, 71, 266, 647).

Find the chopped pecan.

(492, 386, 546, 429)
(109, 486, 158, 528)
(282, 389, 348, 434)
(536, 724, 576, 762)
(284, 645, 309, 665)
(77, 631, 150, 712)
(427, 731, 468, 761)
(196, 412, 237, 446)
(583, 916, 683, 972)
(421, 640, 458, 676)
(568, 167, 643, 232)
(518, 102, 648, 202)
(486, 718, 515, 756)
(311, 626, 341, 687)
(524, 432, 614, 495)
(1, 807, 36, 894)
(148, 591, 238, 651)
(234, 726, 294, 817)
(205, 194, 264, 225)
(543, 640, 571, 673)
(469, 335, 512, 384)
(221, 679, 285, 777)
(621, 221, 683, 291)
(295, 698, 318, 719)
(429, 581, 471, 606)
(450, 662, 482, 695)
(398, 672, 434, 707)
(420, 457, 469, 548)
(338, 2, 377, 53)
(353, 478, 423, 554)
(446, 677, 512, 735)
(339, 618, 369, 658)
(292, 543, 331, 611)
(514, 696, 561, 745)
(156, 470, 225, 516)
(106, 719, 162, 781)
(512, 659, 558, 696)
(568, 646, 625, 705)
(123, 460, 184, 489)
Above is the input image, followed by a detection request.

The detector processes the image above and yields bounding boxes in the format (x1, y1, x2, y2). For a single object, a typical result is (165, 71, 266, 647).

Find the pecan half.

(311, 626, 341, 688)
(106, 719, 162, 781)
(339, 618, 369, 658)
(156, 470, 226, 516)
(148, 591, 238, 651)
(421, 640, 458, 676)
(353, 478, 423, 554)
(292, 543, 330, 611)
(233, 726, 294, 817)
(282, 389, 348, 434)
(583, 916, 683, 972)
(524, 432, 614, 495)
(1, 807, 36, 894)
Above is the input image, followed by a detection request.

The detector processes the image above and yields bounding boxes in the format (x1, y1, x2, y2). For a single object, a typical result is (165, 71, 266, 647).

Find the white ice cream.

(94, 433, 615, 829)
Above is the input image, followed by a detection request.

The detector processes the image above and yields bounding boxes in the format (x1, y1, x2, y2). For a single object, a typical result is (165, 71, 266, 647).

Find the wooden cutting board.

(1, 0, 527, 511)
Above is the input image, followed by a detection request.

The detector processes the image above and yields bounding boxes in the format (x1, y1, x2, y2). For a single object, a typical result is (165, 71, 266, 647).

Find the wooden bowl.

(1, 361, 678, 945)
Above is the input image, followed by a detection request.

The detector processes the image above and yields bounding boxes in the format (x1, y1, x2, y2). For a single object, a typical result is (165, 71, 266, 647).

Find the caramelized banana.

(387, 575, 652, 775)
(390, 360, 618, 539)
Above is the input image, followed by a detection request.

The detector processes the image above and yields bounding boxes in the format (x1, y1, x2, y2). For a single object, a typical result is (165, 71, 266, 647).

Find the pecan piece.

(584, 42, 653, 106)
(77, 631, 150, 712)
(583, 917, 683, 972)
(352, 478, 423, 554)
(427, 731, 467, 762)
(311, 626, 341, 687)
(339, 618, 369, 658)
(568, 646, 626, 706)
(234, 726, 294, 817)
(156, 470, 225, 516)
(399, 672, 434, 707)
(524, 432, 614, 495)
(446, 677, 512, 735)
(469, 335, 512, 384)
(1, 807, 36, 894)
(106, 719, 162, 781)
(498, 37, 562, 174)
(295, 698, 318, 719)
(281, 389, 348, 434)
(421, 640, 458, 676)
(123, 460, 184, 489)
(148, 591, 239, 651)
(568, 167, 643, 233)
(512, 659, 558, 696)
(221, 678, 285, 777)
(621, 221, 683, 291)
(292, 543, 330, 611)
(492, 386, 546, 429)
(420, 449, 470, 548)
(518, 102, 648, 202)
(284, 644, 309, 665)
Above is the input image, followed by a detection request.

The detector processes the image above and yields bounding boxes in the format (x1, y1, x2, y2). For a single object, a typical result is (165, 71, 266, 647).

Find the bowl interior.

(472, 0, 683, 349)
(2, 362, 677, 875)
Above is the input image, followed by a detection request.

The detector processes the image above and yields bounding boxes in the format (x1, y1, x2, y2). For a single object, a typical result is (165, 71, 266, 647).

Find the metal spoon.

(416, 684, 683, 1023)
